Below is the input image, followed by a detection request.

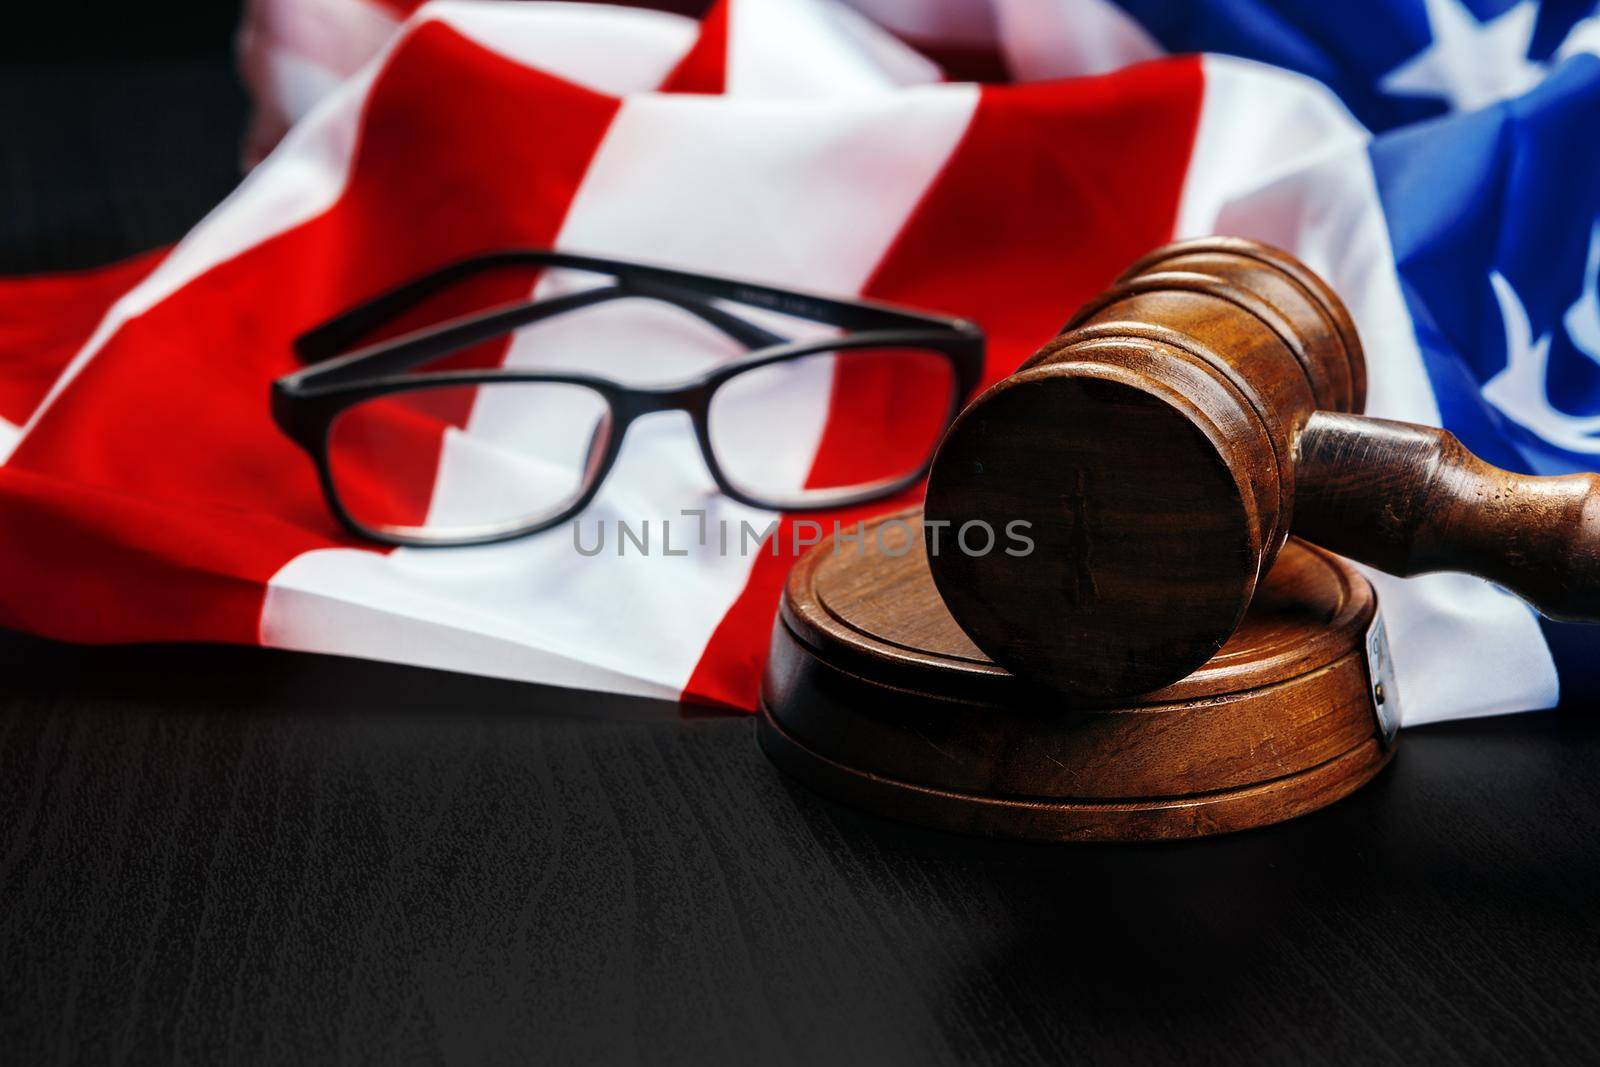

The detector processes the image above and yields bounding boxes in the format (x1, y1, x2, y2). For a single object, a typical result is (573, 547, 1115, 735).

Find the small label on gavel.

(1365, 612, 1401, 747)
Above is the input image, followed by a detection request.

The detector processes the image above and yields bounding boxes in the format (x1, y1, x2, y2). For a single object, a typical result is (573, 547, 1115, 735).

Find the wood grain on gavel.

(923, 236, 1600, 699)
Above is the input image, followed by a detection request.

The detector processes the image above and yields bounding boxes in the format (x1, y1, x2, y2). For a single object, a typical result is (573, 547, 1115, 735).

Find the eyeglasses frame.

(272, 249, 985, 547)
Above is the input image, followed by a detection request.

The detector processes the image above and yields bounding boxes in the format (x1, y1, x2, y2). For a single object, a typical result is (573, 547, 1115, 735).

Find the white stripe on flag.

(727, 0, 943, 95)
(237, 0, 399, 164)
(991, 0, 1163, 81)
(240, 0, 398, 82)
(427, 0, 697, 93)
(840, 0, 997, 47)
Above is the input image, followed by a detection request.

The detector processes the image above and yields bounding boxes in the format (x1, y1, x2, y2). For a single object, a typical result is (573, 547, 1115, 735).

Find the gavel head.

(923, 237, 1367, 699)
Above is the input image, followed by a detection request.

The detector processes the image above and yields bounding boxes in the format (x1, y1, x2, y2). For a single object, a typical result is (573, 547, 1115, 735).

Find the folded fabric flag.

(2, 0, 1597, 725)
(237, 0, 1600, 162)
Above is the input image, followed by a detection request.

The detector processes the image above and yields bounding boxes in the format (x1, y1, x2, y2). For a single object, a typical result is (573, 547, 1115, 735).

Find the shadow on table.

(777, 707, 1600, 1036)
(0, 625, 715, 722)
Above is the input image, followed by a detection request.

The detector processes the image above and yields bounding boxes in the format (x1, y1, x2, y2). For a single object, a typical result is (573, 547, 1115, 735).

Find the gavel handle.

(1294, 411, 1600, 622)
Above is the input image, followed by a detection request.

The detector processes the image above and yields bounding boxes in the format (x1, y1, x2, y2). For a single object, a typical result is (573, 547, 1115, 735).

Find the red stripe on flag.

(681, 57, 1206, 710)
(0, 21, 622, 646)
(661, 0, 728, 92)
(0, 247, 168, 427)
(865, 62, 1206, 383)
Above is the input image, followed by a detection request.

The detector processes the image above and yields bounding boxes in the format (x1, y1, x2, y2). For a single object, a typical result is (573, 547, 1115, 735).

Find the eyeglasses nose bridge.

(631, 383, 709, 417)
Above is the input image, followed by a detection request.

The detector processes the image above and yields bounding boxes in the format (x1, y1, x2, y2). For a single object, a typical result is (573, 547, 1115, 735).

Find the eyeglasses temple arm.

(296, 245, 974, 365)
(292, 257, 544, 364)
(292, 279, 800, 388)
(619, 278, 787, 348)
(299, 273, 787, 374)
(294, 286, 626, 384)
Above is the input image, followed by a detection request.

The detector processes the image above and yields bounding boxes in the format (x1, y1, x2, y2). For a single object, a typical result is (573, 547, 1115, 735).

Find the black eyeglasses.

(272, 250, 985, 546)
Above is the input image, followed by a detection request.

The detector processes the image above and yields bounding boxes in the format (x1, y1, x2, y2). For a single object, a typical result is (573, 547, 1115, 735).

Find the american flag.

(1, 0, 1596, 723)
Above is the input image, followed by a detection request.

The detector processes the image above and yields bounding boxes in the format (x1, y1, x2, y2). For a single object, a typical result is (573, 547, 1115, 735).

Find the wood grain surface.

(4, 41, 1600, 1067)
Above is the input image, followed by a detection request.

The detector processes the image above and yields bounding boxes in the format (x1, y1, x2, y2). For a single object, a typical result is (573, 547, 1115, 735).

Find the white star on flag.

(1381, 0, 1546, 111)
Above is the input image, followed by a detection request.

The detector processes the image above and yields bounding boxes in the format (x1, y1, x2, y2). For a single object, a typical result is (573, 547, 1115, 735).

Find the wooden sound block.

(758, 509, 1399, 842)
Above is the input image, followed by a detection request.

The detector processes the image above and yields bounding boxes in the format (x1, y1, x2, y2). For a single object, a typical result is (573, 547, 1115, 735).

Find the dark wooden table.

(4, 48, 1600, 1067)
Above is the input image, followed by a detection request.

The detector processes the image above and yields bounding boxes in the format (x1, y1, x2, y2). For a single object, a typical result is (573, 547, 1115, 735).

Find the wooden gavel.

(923, 237, 1600, 699)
